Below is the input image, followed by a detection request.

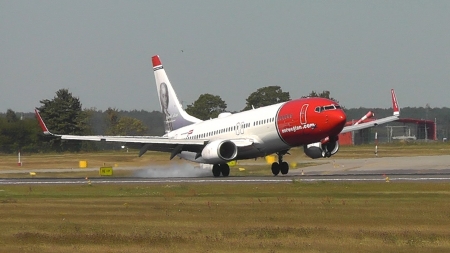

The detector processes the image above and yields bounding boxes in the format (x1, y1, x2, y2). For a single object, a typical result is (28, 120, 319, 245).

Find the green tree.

(186, 94, 227, 120)
(37, 89, 88, 152)
(78, 108, 100, 152)
(303, 90, 339, 104)
(104, 107, 120, 135)
(0, 116, 40, 153)
(109, 116, 148, 136)
(242, 86, 290, 111)
(6, 109, 18, 123)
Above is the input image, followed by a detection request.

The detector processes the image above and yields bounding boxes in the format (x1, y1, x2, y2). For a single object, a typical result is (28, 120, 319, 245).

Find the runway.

(1, 155, 449, 185)
(2, 172, 450, 185)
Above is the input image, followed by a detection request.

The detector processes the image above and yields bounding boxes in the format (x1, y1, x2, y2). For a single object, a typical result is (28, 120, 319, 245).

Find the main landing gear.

(271, 151, 289, 176)
(212, 163, 230, 177)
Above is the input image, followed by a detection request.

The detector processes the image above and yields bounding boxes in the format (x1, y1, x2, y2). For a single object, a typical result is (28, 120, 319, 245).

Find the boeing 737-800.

(35, 55, 400, 177)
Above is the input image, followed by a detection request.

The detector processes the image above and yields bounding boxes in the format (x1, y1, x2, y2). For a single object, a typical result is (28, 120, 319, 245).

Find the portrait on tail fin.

(153, 55, 201, 132)
(159, 82, 173, 132)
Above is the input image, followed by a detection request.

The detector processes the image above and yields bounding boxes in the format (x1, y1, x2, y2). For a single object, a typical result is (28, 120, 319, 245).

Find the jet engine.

(303, 136, 340, 159)
(201, 140, 238, 164)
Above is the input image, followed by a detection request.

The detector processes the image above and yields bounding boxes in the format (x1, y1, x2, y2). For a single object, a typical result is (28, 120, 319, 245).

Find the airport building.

(339, 118, 437, 145)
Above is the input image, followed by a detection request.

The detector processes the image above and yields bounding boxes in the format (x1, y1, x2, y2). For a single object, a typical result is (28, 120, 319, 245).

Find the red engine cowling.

(201, 140, 238, 164)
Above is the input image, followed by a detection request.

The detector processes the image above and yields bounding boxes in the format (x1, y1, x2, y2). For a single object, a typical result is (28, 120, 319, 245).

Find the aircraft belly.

(178, 151, 206, 163)
(236, 138, 289, 159)
(176, 137, 289, 163)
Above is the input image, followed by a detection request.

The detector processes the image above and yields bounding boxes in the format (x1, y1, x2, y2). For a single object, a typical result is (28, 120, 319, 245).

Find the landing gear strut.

(212, 163, 230, 177)
(271, 151, 289, 176)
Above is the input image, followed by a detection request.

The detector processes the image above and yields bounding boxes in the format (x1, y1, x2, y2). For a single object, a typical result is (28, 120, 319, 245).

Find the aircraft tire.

(280, 162, 289, 175)
(212, 164, 221, 177)
(271, 162, 280, 176)
(221, 164, 230, 177)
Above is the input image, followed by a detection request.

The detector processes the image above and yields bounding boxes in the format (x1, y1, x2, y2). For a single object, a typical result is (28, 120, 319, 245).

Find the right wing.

(340, 89, 400, 134)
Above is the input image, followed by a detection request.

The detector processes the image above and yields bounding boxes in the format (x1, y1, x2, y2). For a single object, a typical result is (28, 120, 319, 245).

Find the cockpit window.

(315, 104, 341, 113)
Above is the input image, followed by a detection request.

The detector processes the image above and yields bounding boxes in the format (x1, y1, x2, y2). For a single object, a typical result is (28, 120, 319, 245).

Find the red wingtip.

(34, 109, 50, 134)
(152, 55, 162, 67)
(391, 89, 400, 116)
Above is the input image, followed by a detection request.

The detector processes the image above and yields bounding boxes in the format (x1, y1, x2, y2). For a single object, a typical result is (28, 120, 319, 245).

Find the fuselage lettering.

(281, 123, 316, 133)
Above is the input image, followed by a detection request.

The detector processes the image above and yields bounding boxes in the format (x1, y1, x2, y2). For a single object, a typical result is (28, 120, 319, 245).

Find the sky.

(1, 1, 449, 113)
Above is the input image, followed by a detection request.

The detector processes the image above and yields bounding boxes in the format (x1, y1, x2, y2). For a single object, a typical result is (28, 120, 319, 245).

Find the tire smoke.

(133, 163, 211, 178)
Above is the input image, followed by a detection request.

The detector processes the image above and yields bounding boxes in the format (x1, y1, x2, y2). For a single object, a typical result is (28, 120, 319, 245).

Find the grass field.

(1, 182, 450, 253)
(0, 142, 449, 252)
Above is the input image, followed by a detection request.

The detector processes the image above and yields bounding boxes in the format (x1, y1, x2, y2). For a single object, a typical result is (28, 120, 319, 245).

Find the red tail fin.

(391, 89, 400, 116)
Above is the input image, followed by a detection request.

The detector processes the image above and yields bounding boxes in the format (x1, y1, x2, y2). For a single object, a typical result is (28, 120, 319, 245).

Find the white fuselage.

(167, 103, 288, 163)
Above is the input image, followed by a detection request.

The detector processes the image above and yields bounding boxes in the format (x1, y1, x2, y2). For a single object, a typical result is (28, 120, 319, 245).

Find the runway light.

(265, 155, 275, 164)
(227, 160, 237, 166)
(79, 160, 88, 168)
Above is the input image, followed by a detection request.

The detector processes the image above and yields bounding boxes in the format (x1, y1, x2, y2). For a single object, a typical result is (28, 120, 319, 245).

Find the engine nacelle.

(303, 139, 340, 159)
(201, 140, 238, 164)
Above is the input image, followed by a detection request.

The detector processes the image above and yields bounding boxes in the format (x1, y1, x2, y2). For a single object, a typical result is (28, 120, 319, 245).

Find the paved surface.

(0, 155, 449, 185)
(1, 173, 450, 185)
(291, 155, 450, 175)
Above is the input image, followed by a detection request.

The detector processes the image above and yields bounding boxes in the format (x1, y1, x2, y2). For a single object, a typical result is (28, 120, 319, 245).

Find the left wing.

(340, 89, 400, 134)
(35, 109, 260, 158)
(35, 109, 207, 152)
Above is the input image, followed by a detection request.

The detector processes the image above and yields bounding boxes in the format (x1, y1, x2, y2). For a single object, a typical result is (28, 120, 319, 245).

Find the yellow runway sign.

(99, 167, 113, 176)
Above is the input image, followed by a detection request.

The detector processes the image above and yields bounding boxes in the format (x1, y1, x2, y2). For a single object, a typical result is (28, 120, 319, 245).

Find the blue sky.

(1, 1, 449, 113)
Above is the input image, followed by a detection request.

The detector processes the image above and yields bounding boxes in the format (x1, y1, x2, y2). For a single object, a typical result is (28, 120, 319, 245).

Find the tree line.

(1, 87, 449, 154)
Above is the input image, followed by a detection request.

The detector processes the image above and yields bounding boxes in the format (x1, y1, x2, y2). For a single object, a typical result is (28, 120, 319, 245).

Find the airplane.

(35, 55, 400, 177)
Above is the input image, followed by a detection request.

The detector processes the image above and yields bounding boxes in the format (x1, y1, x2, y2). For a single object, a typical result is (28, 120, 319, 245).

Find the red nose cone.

(329, 110, 347, 136)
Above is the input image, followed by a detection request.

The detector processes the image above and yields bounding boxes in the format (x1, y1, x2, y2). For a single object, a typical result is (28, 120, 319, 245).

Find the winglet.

(34, 109, 51, 135)
(354, 111, 374, 125)
(391, 89, 400, 116)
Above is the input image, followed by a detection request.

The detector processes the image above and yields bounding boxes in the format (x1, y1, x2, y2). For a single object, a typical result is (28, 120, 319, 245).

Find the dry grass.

(1, 142, 448, 252)
(0, 151, 171, 170)
(333, 142, 450, 158)
(1, 182, 450, 252)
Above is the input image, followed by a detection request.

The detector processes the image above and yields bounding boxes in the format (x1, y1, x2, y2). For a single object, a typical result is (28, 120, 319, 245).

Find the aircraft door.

(235, 122, 245, 135)
(300, 104, 308, 125)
